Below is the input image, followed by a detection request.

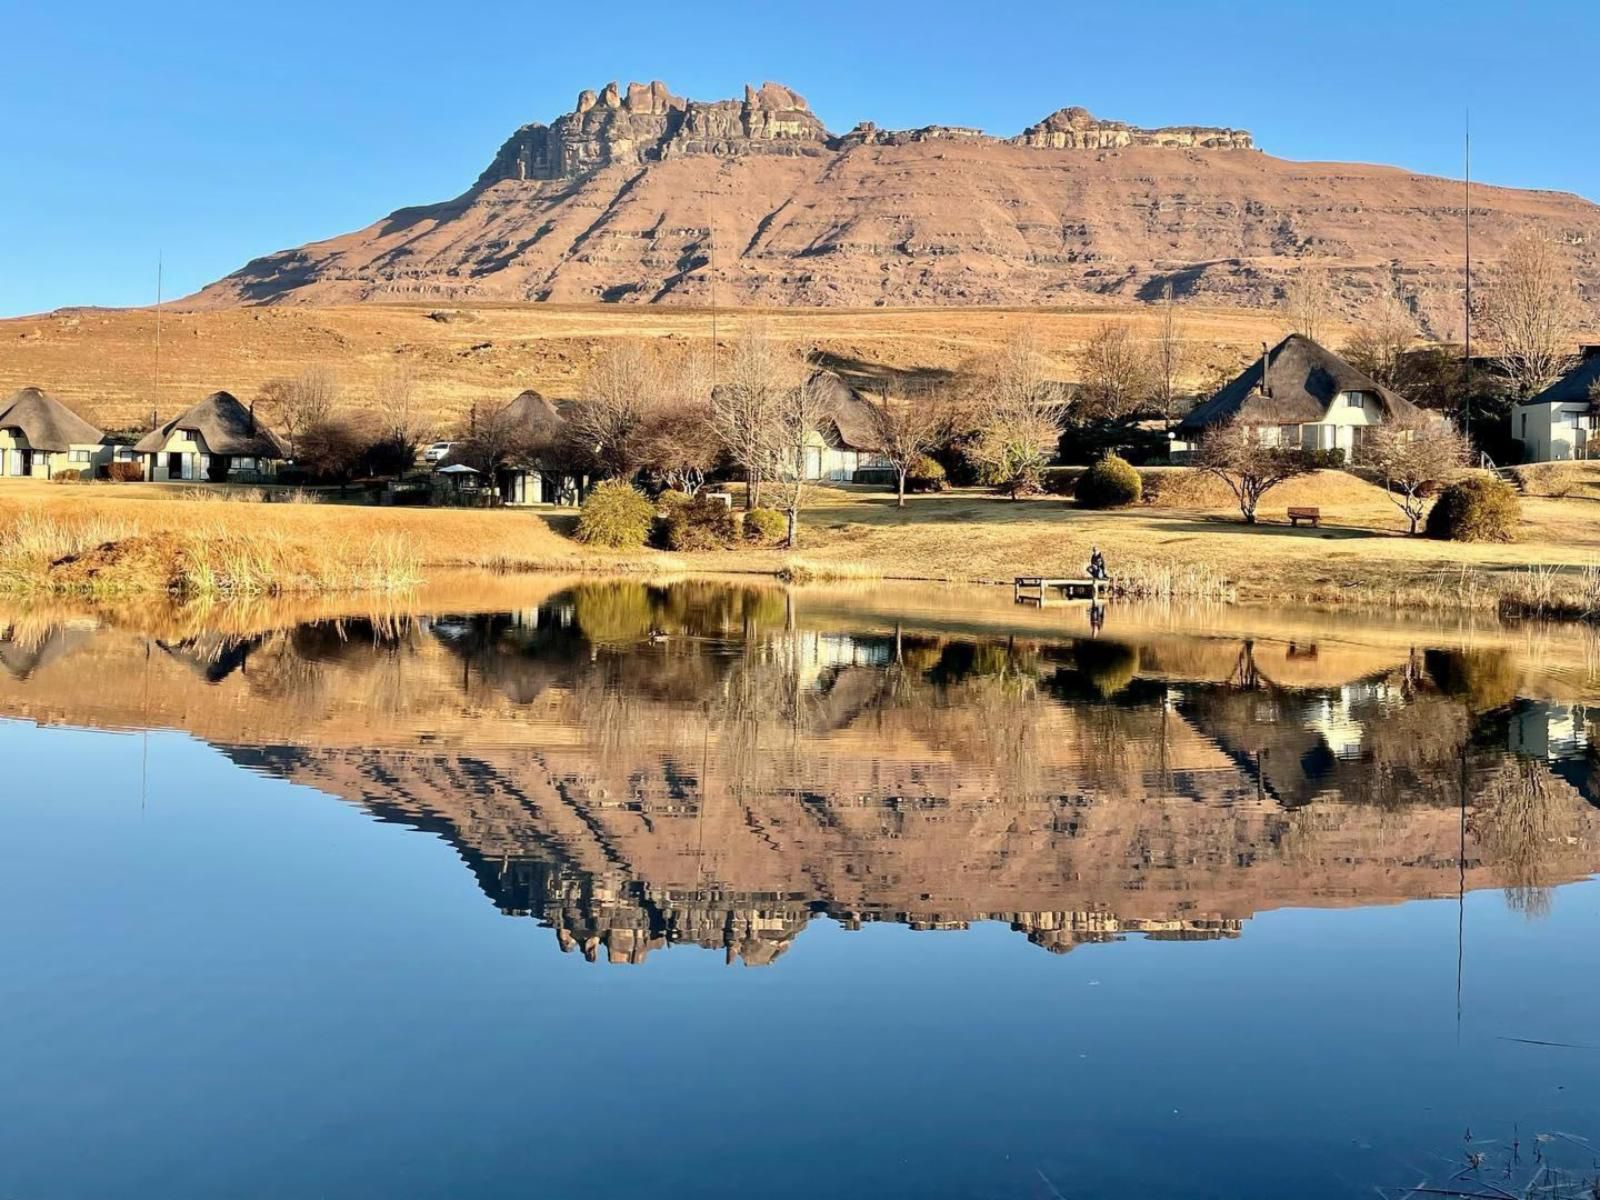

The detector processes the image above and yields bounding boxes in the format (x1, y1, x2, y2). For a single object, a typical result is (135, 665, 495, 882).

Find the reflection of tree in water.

(1472, 757, 1562, 918)
(1425, 647, 1522, 713)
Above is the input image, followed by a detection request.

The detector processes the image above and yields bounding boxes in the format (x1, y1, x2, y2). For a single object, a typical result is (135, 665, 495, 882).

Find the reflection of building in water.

(1509, 700, 1597, 806)
(4, 587, 1600, 967)
(1301, 680, 1406, 762)
(1510, 701, 1589, 761)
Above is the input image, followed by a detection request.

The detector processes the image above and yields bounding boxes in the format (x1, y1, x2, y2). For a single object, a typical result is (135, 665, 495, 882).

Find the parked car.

(423, 441, 458, 465)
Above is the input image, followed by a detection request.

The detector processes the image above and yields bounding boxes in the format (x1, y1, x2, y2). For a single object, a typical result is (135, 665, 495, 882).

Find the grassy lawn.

(2, 470, 1597, 608)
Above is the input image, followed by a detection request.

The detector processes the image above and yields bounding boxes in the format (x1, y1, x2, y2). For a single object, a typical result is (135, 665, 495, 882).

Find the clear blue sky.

(2, 0, 1595, 317)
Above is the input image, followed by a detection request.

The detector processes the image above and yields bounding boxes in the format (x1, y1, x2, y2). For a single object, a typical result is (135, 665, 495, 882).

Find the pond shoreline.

(2, 477, 1596, 619)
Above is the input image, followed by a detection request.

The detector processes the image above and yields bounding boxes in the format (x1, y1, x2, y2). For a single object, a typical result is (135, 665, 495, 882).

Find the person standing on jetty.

(1087, 546, 1107, 581)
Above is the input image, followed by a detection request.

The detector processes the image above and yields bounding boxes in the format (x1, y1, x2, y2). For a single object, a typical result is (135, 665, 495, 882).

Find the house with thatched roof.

(800, 373, 888, 482)
(434, 390, 589, 506)
(135, 391, 289, 483)
(1176, 335, 1425, 459)
(1510, 347, 1600, 462)
(0, 388, 109, 480)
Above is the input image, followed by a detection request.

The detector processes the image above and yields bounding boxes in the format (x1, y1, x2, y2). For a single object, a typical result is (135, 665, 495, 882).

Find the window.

(69, 449, 91, 463)
(1346, 392, 1367, 410)
(236, 457, 257, 471)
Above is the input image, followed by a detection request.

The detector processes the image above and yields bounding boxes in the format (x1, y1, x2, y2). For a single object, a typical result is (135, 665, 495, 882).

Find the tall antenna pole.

(1463, 113, 1472, 440)
(707, 189, 718, 381)
(153, 253, 164, 422)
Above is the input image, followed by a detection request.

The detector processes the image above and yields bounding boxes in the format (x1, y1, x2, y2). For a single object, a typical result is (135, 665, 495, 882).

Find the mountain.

(187, 80, 1600, 329)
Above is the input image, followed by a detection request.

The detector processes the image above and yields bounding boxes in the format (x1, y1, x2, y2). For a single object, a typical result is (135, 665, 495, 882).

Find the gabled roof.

(811, 371, 883, 451)
(1178, 335, 1423, 434)
(134, 391, 289, 458)
(1523, 355, 1600, 408)
(0, 387, 103, 451)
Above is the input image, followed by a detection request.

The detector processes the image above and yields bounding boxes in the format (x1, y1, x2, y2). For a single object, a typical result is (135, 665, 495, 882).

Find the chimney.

(1259, 342, 1271, 399)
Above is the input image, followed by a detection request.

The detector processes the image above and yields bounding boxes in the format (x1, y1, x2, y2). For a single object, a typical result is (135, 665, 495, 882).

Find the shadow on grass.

(536, 512, 581, 537)
(1130, 514, 1397, 540)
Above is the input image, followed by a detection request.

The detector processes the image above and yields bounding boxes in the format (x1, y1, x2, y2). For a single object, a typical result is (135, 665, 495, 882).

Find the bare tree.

(712, 323, 790, 510)
(770, 368, 838, 547)
(1282, 267, 1336, 345)
(1153, 283, 1187, 428)
(639, 404, 720, 495)
(1477, 230, 1581, 398)
(867, 380, 954, 507)
(457, 396, 537, 477)
(1343, 289, 1417, 388)
(1361, 418, 1469, 534)
(966, 329, 1069, 498)
(570, 339, 661, 477)
(372, 365, 432, 476)
(1195, 419, 1315, 524)
(1078, 322, 1155, 421)
(262, 366, 338, 458)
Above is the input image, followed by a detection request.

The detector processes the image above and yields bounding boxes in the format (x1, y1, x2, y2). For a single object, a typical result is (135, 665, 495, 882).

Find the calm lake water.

(1, 579, 1597, 1199)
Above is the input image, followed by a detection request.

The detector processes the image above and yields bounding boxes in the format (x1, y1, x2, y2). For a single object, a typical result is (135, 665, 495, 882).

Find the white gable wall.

(1513, 401, 1592, 463)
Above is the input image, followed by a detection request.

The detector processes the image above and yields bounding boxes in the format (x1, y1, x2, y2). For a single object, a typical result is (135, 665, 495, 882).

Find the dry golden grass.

(6, 469, 1600, 611)
(0, 301, 1314, 432)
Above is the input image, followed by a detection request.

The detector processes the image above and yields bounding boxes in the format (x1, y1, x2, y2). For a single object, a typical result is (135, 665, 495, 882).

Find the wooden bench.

(1287, 506, 1321, 528)
(1014, 576, 1111, 605)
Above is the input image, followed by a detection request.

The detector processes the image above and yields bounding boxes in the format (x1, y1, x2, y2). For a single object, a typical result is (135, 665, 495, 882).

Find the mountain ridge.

(186, 80, 1600, 330)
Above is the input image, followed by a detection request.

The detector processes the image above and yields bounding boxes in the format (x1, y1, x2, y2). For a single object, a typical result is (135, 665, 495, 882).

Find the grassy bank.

(4, 473, 1600, 612)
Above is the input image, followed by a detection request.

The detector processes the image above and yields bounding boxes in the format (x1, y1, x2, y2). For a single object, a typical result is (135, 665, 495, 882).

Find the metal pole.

(1463, 114, 1472, 439)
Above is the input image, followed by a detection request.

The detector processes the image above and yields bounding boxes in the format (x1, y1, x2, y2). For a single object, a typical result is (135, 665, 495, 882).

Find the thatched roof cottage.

(0, 387, 108, 480)
(135, 391, 289, 483)
(802, 373, 887, 482)
(1178, 335, 1424, 458)
(436, 390, 588, 506)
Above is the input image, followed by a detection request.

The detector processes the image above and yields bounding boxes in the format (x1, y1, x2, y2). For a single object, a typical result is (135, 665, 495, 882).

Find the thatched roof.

(1525, 354, 1600, 408)
(135, 391, 289, 458)
(1178, 335, 1423, 434)
(437, 390, 567, 471)
(811, 372, 883, 451)
(0, 387, 103, 451)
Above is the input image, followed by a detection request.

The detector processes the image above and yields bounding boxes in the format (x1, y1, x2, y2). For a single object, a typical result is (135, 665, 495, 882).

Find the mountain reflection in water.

(2, 580, 1597, 967)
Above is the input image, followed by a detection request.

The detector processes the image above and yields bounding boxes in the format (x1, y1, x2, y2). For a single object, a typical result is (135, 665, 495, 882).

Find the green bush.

(1424, 476, 1519, 543)
(1306, 447, 1347, 470)
(656, 489, 693, 515)
(743, 507, 788, 546)
(1074, 453, 1142, 509)
(575, 480, 656, 549)
(665, 494, 739, 551)
(906, 455, 948, 493)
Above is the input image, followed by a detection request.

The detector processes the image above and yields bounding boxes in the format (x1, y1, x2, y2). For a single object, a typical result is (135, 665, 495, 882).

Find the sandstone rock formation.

(185, 79, 1600, 319)
(476, 79, 829, 185)
(1012, 105, 1254, 150)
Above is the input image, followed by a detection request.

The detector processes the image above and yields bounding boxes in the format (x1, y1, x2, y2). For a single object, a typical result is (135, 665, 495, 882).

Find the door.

(167, 452, 184, 480)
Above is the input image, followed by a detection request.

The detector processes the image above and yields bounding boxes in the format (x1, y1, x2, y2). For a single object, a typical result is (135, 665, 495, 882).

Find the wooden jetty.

(1014, 576, 1111, 605)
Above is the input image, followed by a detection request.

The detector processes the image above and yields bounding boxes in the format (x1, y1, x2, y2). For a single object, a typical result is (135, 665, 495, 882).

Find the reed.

(777, 558, 884, 584)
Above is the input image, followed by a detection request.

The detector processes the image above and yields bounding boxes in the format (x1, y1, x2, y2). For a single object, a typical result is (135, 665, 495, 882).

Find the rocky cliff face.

(1012, 105, 1254, 150)
(476, 80, 831, 185)
(476, 83, 1250, 186)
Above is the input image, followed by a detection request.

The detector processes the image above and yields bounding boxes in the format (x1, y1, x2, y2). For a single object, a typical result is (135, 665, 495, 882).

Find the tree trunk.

(896, 467, 907, 508)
